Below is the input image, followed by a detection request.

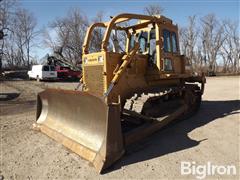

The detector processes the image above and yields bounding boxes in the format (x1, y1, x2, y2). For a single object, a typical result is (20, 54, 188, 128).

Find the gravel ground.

(0, 76, 239, 179)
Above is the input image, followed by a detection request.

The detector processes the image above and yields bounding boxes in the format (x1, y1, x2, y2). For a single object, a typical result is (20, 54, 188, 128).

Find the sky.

(20, 0, 240, 59)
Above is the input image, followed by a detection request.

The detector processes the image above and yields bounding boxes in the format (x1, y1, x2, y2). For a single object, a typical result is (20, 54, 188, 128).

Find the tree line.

(0, 0, 37, 70)
(180, 14, 239, 74)
(0, 0, 239, 74)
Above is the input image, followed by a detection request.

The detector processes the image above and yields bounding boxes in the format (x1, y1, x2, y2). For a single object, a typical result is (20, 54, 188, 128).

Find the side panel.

(84, 65, 104, 97)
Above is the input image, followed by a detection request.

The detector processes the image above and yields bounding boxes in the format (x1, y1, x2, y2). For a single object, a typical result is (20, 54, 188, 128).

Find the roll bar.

(82, 22, 106, 54)
(101, 13, 155, 51)
(83, 13, 157, 54)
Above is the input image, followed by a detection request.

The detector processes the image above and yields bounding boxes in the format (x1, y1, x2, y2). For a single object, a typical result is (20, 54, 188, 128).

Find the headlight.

(98, 56, 104, 63)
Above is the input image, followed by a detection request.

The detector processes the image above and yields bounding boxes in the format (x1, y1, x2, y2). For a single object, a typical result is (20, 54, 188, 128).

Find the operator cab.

(129, 28, 158, 68)
(127, 18, 181, 75)
(82, 14, 185, 97)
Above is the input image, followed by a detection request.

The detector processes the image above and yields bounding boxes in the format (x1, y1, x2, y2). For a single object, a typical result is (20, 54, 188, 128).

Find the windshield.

(163, 29, 171, 52)
(139, 32, 148, 53)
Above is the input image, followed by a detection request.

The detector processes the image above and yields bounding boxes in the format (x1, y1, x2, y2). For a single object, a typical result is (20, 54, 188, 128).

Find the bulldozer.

(34, 13, 206, 173)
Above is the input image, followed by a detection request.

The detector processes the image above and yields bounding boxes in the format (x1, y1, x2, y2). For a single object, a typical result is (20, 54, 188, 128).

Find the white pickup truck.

(28, 65, 57, 81)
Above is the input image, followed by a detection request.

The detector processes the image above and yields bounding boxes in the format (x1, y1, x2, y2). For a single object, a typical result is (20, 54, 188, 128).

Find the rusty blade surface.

(36, 89, 124, 173)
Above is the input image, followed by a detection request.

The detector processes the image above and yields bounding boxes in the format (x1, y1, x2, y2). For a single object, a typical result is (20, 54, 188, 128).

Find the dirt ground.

(1, 76, 239, 179)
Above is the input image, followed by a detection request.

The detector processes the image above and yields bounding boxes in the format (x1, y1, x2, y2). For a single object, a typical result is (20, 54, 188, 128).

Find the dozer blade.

(35, 89, 124, 173)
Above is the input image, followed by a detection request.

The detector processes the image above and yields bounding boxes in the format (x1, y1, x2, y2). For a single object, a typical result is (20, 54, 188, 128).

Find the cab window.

(172, 32, 178, 53)
(164, 59, 173, 71)
(163, 30, 171, 52)
(129, 34, 135, 51)
(139, 32, 148, 53)
(149, 29, 156, 56)
(129, 32, 149, 53)
(149, 29, 157, 65)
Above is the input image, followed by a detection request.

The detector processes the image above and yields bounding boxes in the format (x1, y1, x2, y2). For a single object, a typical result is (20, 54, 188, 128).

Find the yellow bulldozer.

(35, 13, 206, 173)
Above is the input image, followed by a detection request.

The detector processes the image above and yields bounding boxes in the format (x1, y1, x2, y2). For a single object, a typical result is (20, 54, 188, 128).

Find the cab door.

(160, 25, 182, 75)
(137, 27, 160, 76)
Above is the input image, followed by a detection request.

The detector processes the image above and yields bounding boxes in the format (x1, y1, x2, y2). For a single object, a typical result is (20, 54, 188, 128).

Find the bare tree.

(11, 8, 37, 69)
(179, 16, 198, 65)
(179, 15, 207, 72)
(44, 8, 88, 65)
(42, 28, 57, 51)
(144, 4, 164, 16)
(201, 14, 225, 73)
(0, 0, 18, 70)
(19, 9, 37, 68)
(220, 20, 239, 73)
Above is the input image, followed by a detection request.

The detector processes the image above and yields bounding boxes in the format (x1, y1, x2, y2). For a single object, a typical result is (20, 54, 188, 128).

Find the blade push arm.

(104, 42, 140, 97)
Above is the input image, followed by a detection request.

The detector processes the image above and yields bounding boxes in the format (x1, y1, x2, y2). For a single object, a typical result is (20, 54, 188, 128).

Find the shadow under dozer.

(34, 88, 190, 173)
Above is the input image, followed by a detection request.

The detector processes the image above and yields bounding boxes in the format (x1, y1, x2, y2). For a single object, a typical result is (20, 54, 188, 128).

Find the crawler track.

(123, 84, 201, 122)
